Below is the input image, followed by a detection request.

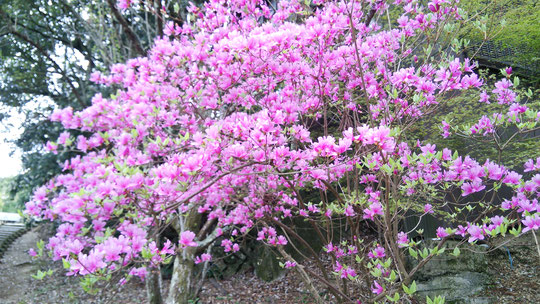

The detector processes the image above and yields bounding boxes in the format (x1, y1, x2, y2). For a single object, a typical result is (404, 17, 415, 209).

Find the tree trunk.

(146, 265, 164, 304)
(166, 211, 202, 303)
(166, 247, 197, 304)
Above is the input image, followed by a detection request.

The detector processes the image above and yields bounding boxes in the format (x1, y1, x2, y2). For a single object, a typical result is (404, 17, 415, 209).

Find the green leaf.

(383, 258, 392, 268)
(141, 248, 152, 259)
(419, 248, 429, 259)
(386, 292, 400, 302)
(36, 240, 44, 256)
(163, 256, 173, 265)
(409, 247, 418, 259)
(500, 223, 508, 236)
(32, 270, 46, 280)
(452, 247, 461, 257)
(510, 225, 522, 237)
(410, 280, 417, 294)
(403, 283, 410, 295)
(388, 270, 397, 282)
(370, 267, 382, 278)
(437, 246, 446, 255)
(62, 258, 71, 269)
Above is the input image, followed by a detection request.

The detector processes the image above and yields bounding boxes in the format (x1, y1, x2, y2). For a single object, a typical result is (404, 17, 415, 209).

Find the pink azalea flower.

(117, 0, 132, 10)
(461, 180, 485, 196)
(436, 227, 449, 238)
(368, 246, 386, 259)
(371, 281, 384, 295)
(491, 216, 504, 226)
(179, 231, 198, 247)
(344, 205, 356, 217)
(397, 232, 409, 248)
(284, 261, 296, 268)
(129, 267, 148, 280)
(325, 208, 333, 218)
(441, 121, 451, 138)
(276, 235, 288, 246)
(522, 215, 540, 233)
(341, 267, 357, 279)
(479, 91, 490, 104)
(46, 141, 58, 154)
(503, 171, 522, 185)
(467, 225, 484, 243)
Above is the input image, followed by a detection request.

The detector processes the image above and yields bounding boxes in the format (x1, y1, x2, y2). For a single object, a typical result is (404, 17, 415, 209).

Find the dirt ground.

(0, 226, 538, 304)
(475, 232, 540, 304)
(0, 225, 152, 304)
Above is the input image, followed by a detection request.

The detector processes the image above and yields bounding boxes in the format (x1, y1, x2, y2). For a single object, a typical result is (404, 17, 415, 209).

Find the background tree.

(0, 0, 202, 208)
(0, 177, 18, 212)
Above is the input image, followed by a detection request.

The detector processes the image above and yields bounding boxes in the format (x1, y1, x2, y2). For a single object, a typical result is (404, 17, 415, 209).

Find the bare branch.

(105, 0, 146, 56)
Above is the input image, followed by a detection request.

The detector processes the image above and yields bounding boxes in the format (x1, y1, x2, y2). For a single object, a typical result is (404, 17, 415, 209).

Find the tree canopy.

(0, 0, 200, 206)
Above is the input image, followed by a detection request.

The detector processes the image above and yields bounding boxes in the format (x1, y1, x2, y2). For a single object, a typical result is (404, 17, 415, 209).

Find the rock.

(410, 241, 489, 281)
(410, 240, 493, 303)
(416, 272, 490, 303)
(208, 248, 250, 279)
(254, 246, 285, 282)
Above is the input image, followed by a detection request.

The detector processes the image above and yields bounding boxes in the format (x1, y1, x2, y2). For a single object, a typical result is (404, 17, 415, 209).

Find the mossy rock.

(253, 246, 285, 282)
(416, 272, 492, 303)
(410, 240, 494, 303)
(408, 240, 489, 280)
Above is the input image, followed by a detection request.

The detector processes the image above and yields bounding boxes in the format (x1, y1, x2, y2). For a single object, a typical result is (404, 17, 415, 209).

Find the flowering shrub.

(26, 0, 539, 303)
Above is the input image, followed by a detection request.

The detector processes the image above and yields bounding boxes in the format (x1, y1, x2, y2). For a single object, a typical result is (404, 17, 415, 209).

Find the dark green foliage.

(0, 0, 158, 206)
(0, 0, 209, 207)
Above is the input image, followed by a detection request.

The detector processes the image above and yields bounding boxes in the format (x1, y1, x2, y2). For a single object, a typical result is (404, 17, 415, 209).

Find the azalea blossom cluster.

(25, 0, 539, 302)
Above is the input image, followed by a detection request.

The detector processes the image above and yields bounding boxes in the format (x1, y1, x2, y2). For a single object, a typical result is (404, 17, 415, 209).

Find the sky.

(0, 140, 22, 178)
(0, 108, 23, 178)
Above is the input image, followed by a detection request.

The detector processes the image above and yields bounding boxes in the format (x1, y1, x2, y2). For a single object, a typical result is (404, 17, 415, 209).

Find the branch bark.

(105, 0, 146, 56)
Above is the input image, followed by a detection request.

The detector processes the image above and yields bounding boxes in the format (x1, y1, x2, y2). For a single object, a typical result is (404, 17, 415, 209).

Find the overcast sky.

(0, 141, 21, 178)
(0, 108, 23, 178)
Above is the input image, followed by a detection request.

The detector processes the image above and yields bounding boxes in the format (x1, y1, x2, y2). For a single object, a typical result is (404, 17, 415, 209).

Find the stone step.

(0, 228, 22, 231)
(0, 224, 30, 259)
(0, 228, 24, 233)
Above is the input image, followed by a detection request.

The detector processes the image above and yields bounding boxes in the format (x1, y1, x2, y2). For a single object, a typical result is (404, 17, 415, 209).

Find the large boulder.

(410, 240, 493, 303)
(254, 246, 285, 282)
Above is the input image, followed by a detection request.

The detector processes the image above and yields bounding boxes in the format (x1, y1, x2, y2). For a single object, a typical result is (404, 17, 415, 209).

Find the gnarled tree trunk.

(166, 246, 197, 304)
(166, 210, 202, 304)
(146, 265, 164, 304)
